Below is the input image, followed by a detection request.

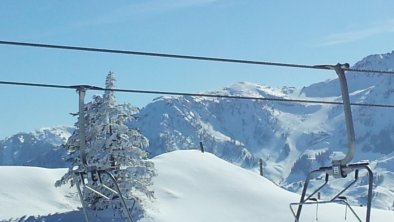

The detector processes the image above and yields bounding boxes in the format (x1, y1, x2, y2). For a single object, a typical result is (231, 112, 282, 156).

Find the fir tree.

(56, 71, 156, 220)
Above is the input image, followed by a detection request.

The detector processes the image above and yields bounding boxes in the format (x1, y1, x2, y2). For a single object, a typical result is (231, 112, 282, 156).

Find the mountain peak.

(212, 81, 292, 98)
(301, 49, 394, 98)
(0, 126, 74, 168)
(32, 126, 74, 146)
(353, 50, 394, 71)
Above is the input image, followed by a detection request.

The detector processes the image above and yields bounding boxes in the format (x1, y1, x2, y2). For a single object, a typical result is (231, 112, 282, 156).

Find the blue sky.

(1, 0, 394, 138)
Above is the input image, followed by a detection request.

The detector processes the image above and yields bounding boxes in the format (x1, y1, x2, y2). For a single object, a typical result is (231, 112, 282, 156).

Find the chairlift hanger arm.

(334, 63, 356, 167)
(315, 63, 357, 177)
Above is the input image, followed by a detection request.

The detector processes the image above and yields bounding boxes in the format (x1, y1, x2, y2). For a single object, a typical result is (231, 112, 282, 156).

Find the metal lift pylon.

(290, 64, 374, 222)
(73, 86, 134, 222)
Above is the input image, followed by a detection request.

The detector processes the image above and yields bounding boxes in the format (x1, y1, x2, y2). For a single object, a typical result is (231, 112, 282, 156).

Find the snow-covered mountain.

(127, 51, 394, 209)
(130, 80, 394, 209)
(2, 50, 394, 210)
(0, 126, 73, 168)
(1, 150, 393, 222)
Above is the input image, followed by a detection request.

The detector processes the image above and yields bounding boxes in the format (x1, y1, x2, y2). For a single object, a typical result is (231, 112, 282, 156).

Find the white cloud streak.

(317, 19, 394, 46)
(75, 0, 220, 28)
(134, 0, 219, 15)
(29, 0, 220, 39)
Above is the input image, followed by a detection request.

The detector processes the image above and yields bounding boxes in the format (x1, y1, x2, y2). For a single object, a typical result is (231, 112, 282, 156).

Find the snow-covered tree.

(56, 71, 156, 220)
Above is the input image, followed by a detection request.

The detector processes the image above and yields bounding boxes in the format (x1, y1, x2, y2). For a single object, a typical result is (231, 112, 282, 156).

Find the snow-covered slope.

(1, 150, 393, 222)
(0, 166, 80, 220)
(146, 150, 394, 222)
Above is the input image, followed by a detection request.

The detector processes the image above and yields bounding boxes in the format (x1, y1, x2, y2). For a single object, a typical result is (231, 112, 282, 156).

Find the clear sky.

(1, 0, 394, 138)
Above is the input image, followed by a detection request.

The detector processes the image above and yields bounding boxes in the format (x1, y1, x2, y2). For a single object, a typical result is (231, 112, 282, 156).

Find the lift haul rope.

(1, 80, 394, 108)
(1, 40, 394, 75)
(1, 40, 394, 109)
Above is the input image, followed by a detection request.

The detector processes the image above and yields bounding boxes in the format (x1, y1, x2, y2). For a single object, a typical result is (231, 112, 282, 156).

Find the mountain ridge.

(1, 50, 394, 209)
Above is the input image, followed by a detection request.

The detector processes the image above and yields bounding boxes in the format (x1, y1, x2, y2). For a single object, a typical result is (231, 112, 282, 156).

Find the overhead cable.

(1, 80, 394, 108)
(1, 40, 394, 75)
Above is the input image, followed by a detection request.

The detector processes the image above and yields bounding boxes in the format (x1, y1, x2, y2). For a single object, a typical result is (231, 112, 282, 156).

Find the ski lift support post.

(73, 86, 134, 222)
(291, 64, 374, 222)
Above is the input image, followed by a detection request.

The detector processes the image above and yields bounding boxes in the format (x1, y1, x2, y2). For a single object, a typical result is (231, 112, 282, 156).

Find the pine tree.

(56, 71, 156, 220)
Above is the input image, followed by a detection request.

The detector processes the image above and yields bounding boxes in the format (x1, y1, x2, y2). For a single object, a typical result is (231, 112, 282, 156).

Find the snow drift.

(1, 150, 393, 221)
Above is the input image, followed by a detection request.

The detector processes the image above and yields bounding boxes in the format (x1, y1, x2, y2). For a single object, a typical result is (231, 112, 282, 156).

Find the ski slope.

(1, 150, 393, 221)
(0, 166, 80, 220)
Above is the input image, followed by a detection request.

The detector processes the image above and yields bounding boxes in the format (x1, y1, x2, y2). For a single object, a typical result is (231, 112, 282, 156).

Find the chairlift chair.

(290, 64, 374, 222)
(73, 86, 135, 222)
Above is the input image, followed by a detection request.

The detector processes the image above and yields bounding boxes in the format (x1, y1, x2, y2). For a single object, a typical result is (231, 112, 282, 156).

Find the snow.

(1, 150, 394, 221)
(146, 150, 394, 222)
(33, 126, 73, 146)
(17, 135, 25, 143)
(0, 166, 80, 220)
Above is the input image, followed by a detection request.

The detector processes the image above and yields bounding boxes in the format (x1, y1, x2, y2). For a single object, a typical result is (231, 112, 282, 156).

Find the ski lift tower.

(290, 64, 374, 222)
